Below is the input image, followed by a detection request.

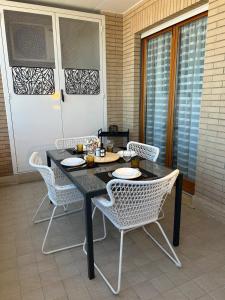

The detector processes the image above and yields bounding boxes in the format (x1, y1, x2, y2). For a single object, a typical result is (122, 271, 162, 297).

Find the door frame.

(54, 11, 106, 138)
(0, 1, 107, 174)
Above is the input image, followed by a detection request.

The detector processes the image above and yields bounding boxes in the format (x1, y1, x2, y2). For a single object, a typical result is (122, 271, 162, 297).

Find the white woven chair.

(83, 169, 181, 294)
(127, 141, 166, 219)
(55, 135, 98, 149)
(127, 141, 159, 162)
(29, 152, 86, 254)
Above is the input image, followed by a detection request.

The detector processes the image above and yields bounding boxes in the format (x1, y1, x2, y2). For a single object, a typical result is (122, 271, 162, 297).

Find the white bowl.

(117, 150, 136, 158)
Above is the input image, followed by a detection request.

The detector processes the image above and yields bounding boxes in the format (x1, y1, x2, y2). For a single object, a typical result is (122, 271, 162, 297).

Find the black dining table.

(46, 149, 183, 280)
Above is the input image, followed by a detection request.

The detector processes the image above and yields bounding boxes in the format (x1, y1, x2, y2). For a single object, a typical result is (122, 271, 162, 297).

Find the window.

(140, 12, 208, 194)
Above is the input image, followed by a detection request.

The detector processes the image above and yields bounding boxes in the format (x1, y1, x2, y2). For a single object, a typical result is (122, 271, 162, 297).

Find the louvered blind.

(172, 17, 207, 181)
(145, 32, 172, 164)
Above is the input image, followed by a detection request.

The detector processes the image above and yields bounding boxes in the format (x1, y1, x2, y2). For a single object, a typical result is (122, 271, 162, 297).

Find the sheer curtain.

(145, 32, 172, 164)
(173, 17, 207, 181)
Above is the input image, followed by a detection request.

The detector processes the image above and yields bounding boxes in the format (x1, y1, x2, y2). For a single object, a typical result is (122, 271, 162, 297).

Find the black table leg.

(173, 173, 183, 246)
(84, 194, 95, 279)
(47, 154, 51, 167)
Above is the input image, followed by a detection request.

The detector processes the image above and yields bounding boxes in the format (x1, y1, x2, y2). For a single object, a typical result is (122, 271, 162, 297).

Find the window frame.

(140, 11, 208, 194)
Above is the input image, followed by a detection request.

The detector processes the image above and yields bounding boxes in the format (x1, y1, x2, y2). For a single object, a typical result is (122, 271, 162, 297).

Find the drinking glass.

(86, 151, 95, 167)
(131, 157, 140, 168)
(123, 150, 132, 162)
(77, 143, 83, 153)
(106, 140, 113, 152)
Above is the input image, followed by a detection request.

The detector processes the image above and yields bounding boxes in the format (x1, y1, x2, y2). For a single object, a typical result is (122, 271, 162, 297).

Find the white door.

(1, 9, 63, 173)
(56, 14, 106, 138)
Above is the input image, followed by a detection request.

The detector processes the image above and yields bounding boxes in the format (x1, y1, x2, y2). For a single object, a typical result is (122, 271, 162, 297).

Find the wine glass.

(123, 150, 132, 162)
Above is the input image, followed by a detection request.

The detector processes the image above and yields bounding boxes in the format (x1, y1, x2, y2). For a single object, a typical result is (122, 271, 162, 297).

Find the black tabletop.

(47, 149, 175, 197)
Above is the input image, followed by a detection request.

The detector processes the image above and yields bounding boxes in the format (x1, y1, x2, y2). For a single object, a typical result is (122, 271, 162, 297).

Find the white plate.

(60, 157, 86, 167)
(117, 150, 136, 158)
(112, 167, 141, 179)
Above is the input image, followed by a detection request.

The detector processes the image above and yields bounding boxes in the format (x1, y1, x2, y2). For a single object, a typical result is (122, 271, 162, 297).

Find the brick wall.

(194, 0, 225, 217)
(0, 75, 12, 176)
(105, 13, 123, 130)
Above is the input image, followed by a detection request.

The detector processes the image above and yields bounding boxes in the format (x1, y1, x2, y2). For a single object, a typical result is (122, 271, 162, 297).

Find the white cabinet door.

(1, 10, 63, 173)
(0, 8, 106, 174)
(56, 14, 106, 138)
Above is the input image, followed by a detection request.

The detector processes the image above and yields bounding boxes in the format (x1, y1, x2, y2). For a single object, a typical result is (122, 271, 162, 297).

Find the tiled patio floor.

(0, 180, 225, 300)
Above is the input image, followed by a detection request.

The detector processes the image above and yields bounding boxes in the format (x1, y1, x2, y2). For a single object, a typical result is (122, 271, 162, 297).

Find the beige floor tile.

(0, 268, 18, 284)
(149, 296, 164, 300)
(16, 241, 34, 256)
(150, 274, 175, 293)
(162, 287, 189, 299)
(37, 257, 58, 273)
(17, 253, 36, 268)
(198, 296, 213, 300)
(0, 257, 17, 273)
(138, 261, 163, 280)
(58, 263, 80, 280)
(209, 286, 225, 300)
(133, 280, 160, 300)
(54, 251, 75, 267)
(0, 281, 21, 300)
(18, 262, 39, 279)
(122, 268, 147, 288)
(39, 268, 61, 286)
(178, 280, 206, 299)
(85, 278, 113, 299)
(194, 268, 225, 293)
(22, 288, 45, 300)
(42, 281, 67, 300)
(0, 242, 17, 259)
(20, 274, 42, 293)
(163, 269, 190, 287)
(63, 275, 87, 294)
(105, 287, 140, 300)
(67, 287, 91, 300)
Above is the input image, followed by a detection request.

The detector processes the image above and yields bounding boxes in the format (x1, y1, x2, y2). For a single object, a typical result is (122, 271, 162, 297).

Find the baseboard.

(0, 172, 42, 187)
(193, 193, 225, 224)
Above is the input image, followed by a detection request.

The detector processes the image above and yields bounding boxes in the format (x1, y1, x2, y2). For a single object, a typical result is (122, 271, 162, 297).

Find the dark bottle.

(100, 143, 106, 157)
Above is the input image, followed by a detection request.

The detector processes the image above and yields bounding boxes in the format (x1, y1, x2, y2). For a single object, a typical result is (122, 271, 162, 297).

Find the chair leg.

(34, 199, 83, 224)
(142, 222, 182, 267)
(83, 229, 124, 295)
(32, 193, 48, 223)
(82, 207, 107, 255)
(42, 206, 83, 255)
(92, 206, 107, 242)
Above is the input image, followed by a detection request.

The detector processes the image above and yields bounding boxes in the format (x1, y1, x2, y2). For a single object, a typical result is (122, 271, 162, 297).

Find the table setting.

(57, 137, 149, 180)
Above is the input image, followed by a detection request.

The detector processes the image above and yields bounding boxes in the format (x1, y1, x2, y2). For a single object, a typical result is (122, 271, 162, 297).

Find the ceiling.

(8, 0, 144, 13)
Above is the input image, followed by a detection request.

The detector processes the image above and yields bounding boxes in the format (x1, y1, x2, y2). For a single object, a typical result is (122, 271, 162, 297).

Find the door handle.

(61, 89, 65, 102)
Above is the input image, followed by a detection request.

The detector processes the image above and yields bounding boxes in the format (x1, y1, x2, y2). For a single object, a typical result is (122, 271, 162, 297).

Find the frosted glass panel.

(145, 32, 172, 164)
(4, 10, 55, 68)
(59, 18, 100, 69)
